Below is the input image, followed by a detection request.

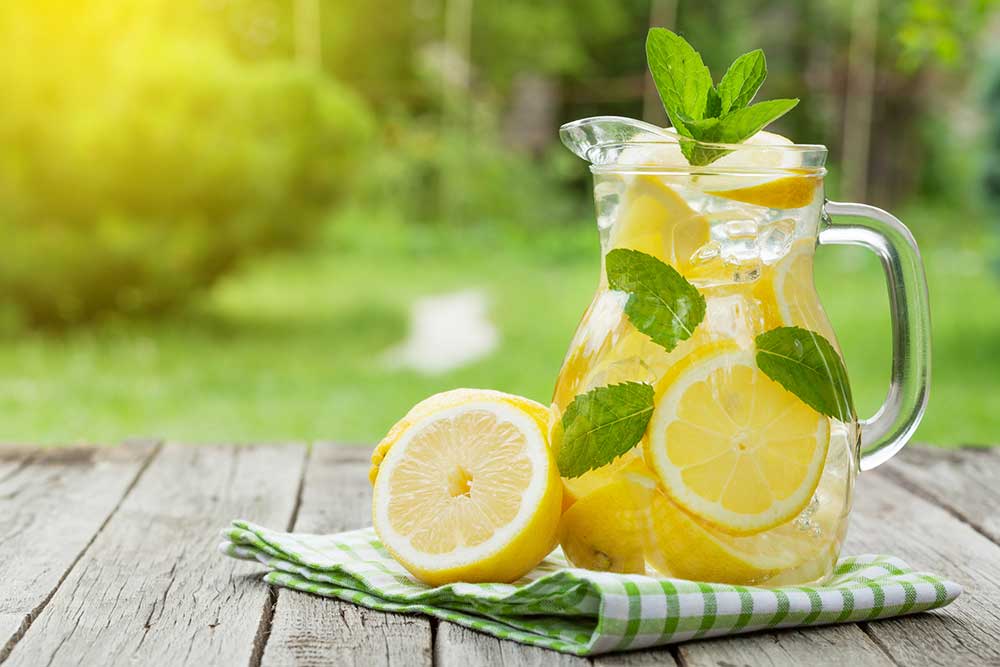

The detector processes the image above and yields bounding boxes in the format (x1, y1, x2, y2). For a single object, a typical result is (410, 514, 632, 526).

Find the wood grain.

(882, 445, 1000, 544)
(3, 443, 306, 667)
(434, 623, 590, 667)
(591, 648, 681, 666)
(4, 443, 992, 666)
(845, 468, 1000, 666)
(260, 445, 433, 667)
(676, 624, 895, 667)
(0, 443, 157, 661)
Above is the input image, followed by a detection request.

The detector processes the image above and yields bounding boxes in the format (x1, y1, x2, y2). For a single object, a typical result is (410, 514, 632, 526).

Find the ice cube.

(595, 178, 625, 231)
(718, 219, 761, 266)
(704, 292, 764, 347)
(759, 217, 797, 264)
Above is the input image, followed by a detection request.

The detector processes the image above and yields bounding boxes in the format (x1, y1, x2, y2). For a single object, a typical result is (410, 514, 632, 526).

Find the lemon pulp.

(645, 345, 830, 535)
(370, 387, 552, 484)
(371, 393, 561, 585)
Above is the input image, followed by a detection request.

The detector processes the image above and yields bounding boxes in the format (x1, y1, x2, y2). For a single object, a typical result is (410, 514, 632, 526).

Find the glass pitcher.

(552, 117, 930, 586)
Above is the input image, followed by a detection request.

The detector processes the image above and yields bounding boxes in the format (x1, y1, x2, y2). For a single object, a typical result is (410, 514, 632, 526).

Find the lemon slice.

(558, 462, 656, 574)
(610, 175, 710, 272)
(371, 393, 562, 585)
(645, 344, 830, 535)
(645, 491, 808, 584)
(755, 239, 839, 344)
(645, 440, 848, 585)
(707, 174, 820, 209)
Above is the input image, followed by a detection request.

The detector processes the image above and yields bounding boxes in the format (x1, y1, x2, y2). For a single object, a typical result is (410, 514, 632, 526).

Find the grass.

(1, 205, 997, 446)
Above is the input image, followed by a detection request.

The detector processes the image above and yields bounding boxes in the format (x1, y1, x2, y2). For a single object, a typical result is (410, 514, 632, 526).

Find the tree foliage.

(0, 0, 372, 325)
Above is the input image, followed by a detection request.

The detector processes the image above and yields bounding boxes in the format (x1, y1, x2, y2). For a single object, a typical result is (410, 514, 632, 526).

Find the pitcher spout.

(559, 116, 680, 164)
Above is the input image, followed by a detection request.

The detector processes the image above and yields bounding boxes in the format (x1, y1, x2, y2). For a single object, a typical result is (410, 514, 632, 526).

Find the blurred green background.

(2, 0, 998, 446)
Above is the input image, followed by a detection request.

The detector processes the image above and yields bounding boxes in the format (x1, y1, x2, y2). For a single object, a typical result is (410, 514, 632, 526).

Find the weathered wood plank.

(676, 624, 895, 667)
(0, 444, 157, 661)
(435, 623, 591, 667)
(3, 443, 306, 667)
(882, 445, 1000, 544)
(844, 468, 1000, 666)
(591, 648, 680, 666)
(261, 444, 433, 667)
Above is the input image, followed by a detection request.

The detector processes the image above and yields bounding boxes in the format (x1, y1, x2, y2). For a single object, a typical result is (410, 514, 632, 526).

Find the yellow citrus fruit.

(609, 175, 710, 272)
(560, 449, 645, 508)
(707, 174, 820, 209)
(645, 490, 812, 584)
(645, 343, 830, 535)
(371, 392, 562, 585)
(755, 239, 838, 345)
(558, 458, 657, 574)
(645, 438, 849, 585)
(370, 388, 552, 485)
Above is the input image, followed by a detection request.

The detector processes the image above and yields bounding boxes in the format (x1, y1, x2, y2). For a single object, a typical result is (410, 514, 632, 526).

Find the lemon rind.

(372, 399, 555, 572)
(647, 347, 831, 536)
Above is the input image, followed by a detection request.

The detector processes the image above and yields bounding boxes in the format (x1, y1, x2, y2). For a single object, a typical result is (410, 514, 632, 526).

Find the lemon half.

(371, 392, 562, 585)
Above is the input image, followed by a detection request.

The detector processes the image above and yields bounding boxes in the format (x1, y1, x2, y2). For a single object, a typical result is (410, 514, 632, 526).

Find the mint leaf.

(557, 382, 655, 478)
(679, 98, 799, 166)
(705, 86, 722, 118)
(645, 29, 800, 166)
(674, 115, 728, 164)
(718, 49, 767, 114)
(677, 115, 721, 136)
(715, 98, 799, 143)
(606, 248, 706, 353)
(755, 326, 855, 422)
(646, 28, 714, 128)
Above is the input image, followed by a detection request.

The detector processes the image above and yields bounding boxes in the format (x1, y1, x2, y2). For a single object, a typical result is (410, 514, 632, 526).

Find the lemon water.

(552, 170, 858, 586)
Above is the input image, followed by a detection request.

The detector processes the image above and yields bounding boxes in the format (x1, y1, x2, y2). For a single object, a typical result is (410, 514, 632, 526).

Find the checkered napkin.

(219, 520, 960, 656)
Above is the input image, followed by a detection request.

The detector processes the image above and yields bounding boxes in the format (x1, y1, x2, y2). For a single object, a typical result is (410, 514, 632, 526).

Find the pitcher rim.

(585, 139, 827, 173)
(586, 137, 829, 150)
(559, 117, 828, 173)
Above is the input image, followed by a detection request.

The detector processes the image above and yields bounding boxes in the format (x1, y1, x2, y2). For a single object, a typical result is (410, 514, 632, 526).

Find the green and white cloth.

(219, 520, 960, 656)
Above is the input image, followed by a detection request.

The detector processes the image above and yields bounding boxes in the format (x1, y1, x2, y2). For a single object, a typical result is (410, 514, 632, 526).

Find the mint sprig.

(646, 28, 798, 166)
(718, 50, 767, 114)
(606, 248, 706, 353)
(557, 382, 655, 478)
(755, 326, 855, 422)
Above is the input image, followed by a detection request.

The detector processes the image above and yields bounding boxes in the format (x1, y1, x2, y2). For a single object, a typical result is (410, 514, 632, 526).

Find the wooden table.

(1, 442, 996, 666)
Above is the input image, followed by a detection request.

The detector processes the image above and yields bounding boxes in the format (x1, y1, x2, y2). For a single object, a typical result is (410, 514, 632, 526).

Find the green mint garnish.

(557, 382, 655, 478)
(646, 28, 799, 165)
(606, 248, 706, 353)
(755, 326, 855, 422)
(717, 50, 767, 114)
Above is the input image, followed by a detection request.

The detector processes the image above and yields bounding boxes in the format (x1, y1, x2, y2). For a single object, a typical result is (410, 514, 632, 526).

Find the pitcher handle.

(818, 201, 931, 471)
